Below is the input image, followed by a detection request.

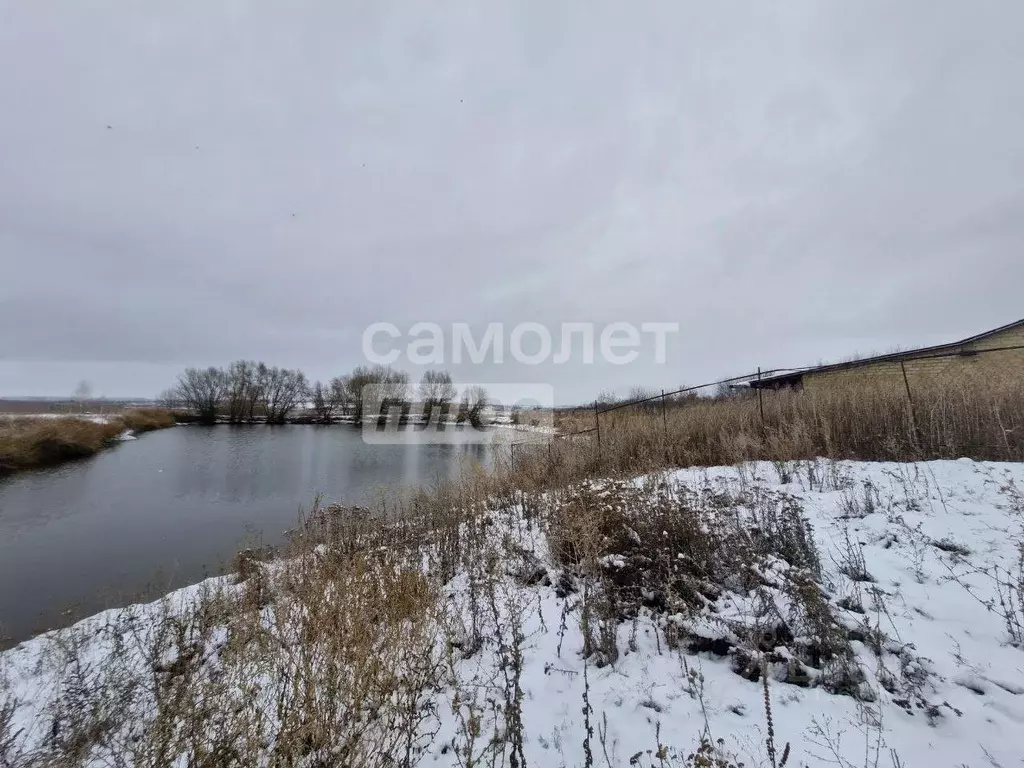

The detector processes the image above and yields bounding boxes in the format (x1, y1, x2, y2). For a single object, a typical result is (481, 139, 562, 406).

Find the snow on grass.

(2, 459, 1023, 766)
(489, 420, 559, 435)
(433, 459, 1024, 767)
(0, 413, 113, 424)
(656, 459, 1024, 766)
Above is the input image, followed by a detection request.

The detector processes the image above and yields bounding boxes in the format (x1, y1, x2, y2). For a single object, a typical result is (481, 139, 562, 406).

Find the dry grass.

(117, 408, 177, 433)
(0, 409, 176, 475)
(544, 372, 1024, 479)
(0, 418, 124, 474)
(543, 478, 845, 679)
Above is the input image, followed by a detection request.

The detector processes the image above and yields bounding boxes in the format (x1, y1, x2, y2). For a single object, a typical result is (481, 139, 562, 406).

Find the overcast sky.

(1, 1, 1022, 403)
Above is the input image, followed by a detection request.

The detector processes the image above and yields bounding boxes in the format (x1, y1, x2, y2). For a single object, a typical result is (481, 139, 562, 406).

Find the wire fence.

(508, 343, 1024, 468)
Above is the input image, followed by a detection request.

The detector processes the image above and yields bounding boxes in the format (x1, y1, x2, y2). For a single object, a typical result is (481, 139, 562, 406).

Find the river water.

(0, 424, 511, 648)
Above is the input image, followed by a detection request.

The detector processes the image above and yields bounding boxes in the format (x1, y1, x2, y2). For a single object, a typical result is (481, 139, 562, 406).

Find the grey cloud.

(1, 0, 1022, 401)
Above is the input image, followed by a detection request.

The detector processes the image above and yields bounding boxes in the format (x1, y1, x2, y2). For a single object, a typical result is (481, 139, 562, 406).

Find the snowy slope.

(3, 459, 1023, 766)
(430, 459, 1024, 767)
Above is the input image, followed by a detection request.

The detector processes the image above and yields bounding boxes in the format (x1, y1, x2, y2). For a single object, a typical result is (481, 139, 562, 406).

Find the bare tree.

(73, 379, 93, 400)
(157, 387, 182, 409)
(225, 360, 258, 423)
(346, 366, 374, 423)
(419, 370, 457, 421)
(668, 384, 701, 406)
(256, 365, 308, 424)
(73, 379, 93, 412)
(310, 380, 335, 423)
(458, 385, 489, 428)
(628, 386, 657, 403)
(329, 375, 354, 418)
(713, 381, 741, 400)
(172, 367, 228, 424)
(348, 364, 409, 422)
(243, 364, 265, 422)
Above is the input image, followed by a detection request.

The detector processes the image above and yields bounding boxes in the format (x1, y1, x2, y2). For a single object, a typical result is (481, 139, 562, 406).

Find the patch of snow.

(598, 553, 626, 569)
(0, 413, 113, 424)
(490, 422, 558, 435)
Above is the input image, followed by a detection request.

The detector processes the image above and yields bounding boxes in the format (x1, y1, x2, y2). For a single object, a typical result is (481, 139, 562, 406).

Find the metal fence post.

(900, 361, 922, 448)
(594, 400, 602, 465)
(757, 367, 765, 428)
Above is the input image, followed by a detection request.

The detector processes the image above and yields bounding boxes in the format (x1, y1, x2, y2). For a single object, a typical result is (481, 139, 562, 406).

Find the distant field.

(0, 399, 153, 415)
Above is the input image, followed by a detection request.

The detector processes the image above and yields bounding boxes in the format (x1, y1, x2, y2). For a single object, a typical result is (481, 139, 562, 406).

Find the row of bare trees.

(313, 367, 488, 426)
(165, 362, 309, 424)
(165, 363, 488, 426)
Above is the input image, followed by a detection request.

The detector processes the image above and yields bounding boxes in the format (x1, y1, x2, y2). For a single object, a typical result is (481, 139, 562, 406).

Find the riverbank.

(0, 409, 176, 475)
(3, 456, 1023, 766)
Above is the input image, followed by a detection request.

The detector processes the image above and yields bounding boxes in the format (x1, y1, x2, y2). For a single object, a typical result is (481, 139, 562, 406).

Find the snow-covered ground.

(0, 412, 113, 424)
(489, 420, 559, 435)
(3, 459, 1023, 766)
(432, 459, 1024, 767)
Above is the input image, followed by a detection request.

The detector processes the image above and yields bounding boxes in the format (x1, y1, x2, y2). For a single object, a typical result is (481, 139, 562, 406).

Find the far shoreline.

(0, 408, 554, 478)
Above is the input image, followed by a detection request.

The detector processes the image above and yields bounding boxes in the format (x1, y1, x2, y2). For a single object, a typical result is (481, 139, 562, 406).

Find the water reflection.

(0, 424, 506, 647)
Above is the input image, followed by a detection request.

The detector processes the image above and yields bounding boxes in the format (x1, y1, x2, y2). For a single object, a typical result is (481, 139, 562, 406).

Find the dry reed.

(0, 409, 177, 475)
(541, 372, 1024, 480)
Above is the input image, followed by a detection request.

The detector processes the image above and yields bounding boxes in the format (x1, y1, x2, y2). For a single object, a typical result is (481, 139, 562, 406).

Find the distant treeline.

(162, 362, 487, 426)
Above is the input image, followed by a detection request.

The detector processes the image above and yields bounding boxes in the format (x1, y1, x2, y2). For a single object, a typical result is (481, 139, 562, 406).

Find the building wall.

(965, 323, 1024, 352)
(801, 323, 1024, 393)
